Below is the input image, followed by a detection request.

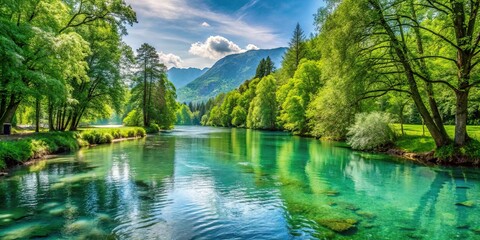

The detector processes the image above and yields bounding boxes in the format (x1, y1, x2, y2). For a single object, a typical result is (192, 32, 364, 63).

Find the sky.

(123, 0, 324, 69)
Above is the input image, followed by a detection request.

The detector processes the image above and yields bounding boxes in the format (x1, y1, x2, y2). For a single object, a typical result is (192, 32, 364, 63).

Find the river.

(0, 126, 479, 239)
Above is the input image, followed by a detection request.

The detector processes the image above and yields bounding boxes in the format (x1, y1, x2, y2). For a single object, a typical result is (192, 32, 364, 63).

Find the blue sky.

(124, 0, 324, 69)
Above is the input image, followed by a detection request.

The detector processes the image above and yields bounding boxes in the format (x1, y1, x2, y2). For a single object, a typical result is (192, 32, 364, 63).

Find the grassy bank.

(392, 124, 480, 153)
(0, 127, 146, 170)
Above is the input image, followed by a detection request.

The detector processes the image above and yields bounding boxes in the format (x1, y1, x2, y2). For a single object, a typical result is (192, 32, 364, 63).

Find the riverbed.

(0, 126, 479, 239)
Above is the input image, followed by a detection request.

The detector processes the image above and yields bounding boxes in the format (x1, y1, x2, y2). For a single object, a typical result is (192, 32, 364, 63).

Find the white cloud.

(158, 52, 183, 69)
(246, 44, 259, 51)
(189, 36, 260, 60)
(201, 22, 210, 27)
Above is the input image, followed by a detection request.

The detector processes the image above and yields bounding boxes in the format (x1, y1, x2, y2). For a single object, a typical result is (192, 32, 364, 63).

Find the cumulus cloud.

(158, 52, 183, 69)
(246, 44, 259, 51)
(189, 36, 244, 60)
(201, 22, 210, 27)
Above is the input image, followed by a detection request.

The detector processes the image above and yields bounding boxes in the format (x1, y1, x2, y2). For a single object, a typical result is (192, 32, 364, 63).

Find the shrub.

(136, 127, 147, 137)
(145, 123, 160, 134)
(347, 112, 396, 150)
(435, 140, 480, 164)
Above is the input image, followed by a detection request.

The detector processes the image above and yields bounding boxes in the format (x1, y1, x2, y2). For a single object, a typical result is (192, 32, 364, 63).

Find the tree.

(282, 23, 306, 78)
(130, 43, 177, 129)
(279, 60, 322, 134)
(325, 0, 480, 148)
(176, 104, 193, 125)
(0, 0, 137, 133)
(247, 75, 277, 129)
(254, 57, 275, 79)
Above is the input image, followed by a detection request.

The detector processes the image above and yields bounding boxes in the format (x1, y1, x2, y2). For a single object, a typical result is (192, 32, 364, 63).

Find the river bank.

(0, 127, 146, 172)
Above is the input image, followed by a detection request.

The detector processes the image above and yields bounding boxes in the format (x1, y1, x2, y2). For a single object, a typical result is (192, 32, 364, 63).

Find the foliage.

(281, 23, 307, 78)
(247, 75, 277, 129)
(0, 0, 137, 133)
(123, 109, 143, 126)
(80, 127, 145, 145)
(0, 127, 146, 169)
(130, 43, 178, 129)
(279, 60, 322, 134)
(145, 123, 160, 134)
(255, 57, 275, 79)
(0, 132, 80, 168)
(347, 112, 396, 151)
(176, 104, 194, 125)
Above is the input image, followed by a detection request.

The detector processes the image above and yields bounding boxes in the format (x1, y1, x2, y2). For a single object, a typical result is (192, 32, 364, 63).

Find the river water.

(0, 126, 479, 239)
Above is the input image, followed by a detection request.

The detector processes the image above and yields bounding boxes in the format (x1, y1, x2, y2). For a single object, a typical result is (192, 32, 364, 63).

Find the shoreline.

(0, 135, 145, 176)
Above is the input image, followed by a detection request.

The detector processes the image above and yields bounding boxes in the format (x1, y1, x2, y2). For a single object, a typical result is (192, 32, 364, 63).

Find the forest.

(0, 0, 177, 135)
(176, 0, 480, 163)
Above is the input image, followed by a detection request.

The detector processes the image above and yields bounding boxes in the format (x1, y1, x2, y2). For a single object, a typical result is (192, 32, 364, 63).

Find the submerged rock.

(0, 208, 30, 220)
(344, 204, 360, 211)
(317, 218, 358, 233)
(50, 182, 65, 190)
(96, 213, 112, 223)
(0, 221, 53, 239)
(78, 228, 113, 240)
(356, 211, 377, 219)
(48, 206, 66, 216)
(40, 202, 61, 211)
(325, 190, 340, 197)
(0, 218, 13, 227)
(455, 201, 475, 207)
(456, 224, 470, 229)
(65, 219, 95, 233)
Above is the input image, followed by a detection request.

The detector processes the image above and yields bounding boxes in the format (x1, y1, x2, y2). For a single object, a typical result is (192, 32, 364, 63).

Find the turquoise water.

(0, 126, 479, 239)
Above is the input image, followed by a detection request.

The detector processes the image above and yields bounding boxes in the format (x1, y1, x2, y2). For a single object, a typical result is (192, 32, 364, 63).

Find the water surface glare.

(0, 126, 479, 239)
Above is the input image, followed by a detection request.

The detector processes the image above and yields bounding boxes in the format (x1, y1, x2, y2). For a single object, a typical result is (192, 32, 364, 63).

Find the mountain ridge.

(177, 47, 287, 103)
(167, 67, 209, 89)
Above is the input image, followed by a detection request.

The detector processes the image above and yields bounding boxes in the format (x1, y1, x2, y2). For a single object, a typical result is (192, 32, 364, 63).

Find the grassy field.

(392, 124, 480, 153)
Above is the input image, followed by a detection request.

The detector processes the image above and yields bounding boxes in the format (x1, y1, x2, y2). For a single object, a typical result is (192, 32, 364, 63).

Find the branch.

(413, 72, 458, 91)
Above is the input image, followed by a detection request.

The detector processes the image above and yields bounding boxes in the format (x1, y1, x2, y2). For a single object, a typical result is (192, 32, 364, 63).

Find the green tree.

(247, 75, 277, 129)
(279, 60, 322, 134)
(282, 23, 306, 78)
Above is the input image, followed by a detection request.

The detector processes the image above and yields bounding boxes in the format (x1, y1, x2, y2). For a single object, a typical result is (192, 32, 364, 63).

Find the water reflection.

(0, 126, 479, 239)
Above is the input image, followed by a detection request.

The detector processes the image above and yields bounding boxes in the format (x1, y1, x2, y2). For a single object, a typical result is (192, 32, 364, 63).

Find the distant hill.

(177, 48, 287, 103)
(167, 67, 209, 88)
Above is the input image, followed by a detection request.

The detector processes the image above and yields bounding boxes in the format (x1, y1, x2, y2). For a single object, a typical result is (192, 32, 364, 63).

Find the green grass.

(0, 127, 146, 170)
(79, 127, 146, 145)
(392, 124, 480, 153)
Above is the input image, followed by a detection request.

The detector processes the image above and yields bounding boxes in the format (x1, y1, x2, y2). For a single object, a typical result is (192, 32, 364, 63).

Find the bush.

(0, 128, 146, 169)
(347, 112, 396, 150)
(435, 139, 480, 164)
(145, 123, 160, 134)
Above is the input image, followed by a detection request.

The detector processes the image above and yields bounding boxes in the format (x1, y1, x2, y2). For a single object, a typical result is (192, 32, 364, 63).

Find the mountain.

(167, 67, 209, 88)
(177, 47, 287, 103)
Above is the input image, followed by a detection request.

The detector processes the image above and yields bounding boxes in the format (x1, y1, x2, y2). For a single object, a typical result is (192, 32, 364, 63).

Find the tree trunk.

(35, 97, 40, 133)
(370, 0, 449, 147)
(48, 100, 55, 131)
(143, 58, 148, 127)
(454, 90, 469, 146)
(409, 0, 449, 141)
(399, 104, 405, 136)
(0, 102, 19, 134)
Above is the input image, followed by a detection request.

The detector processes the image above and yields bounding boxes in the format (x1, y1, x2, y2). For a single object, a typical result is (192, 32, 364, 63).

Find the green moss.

(316, 218, 358, 233)
(455, 200, 475, 207)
